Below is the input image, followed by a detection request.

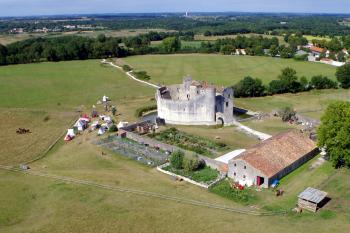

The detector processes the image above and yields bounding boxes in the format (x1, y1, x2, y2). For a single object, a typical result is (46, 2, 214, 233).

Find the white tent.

(74, 120, 86, 131)
(117, 121, 128, 129)
(98, 127, 107, 135)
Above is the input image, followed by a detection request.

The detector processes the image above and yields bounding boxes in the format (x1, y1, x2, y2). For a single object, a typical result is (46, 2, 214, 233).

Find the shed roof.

(231, 130, 316, 178)
(298, 187, 328, 204)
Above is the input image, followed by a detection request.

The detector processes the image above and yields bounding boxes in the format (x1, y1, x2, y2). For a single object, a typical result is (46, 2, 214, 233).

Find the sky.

(0, 0, 350, 17)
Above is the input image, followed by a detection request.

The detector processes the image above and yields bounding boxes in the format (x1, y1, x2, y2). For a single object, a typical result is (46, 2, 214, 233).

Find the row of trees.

(234, 64, 350, 98)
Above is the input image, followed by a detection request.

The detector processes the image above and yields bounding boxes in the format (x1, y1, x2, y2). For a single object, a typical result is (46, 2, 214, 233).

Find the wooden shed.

(298, 187, 328, 212)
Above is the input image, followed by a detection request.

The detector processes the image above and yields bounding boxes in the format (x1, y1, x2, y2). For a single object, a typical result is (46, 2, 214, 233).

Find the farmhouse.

(227, 130, 318, 188)
(156, 76, 234, 125)
(310, 46, 326, 57)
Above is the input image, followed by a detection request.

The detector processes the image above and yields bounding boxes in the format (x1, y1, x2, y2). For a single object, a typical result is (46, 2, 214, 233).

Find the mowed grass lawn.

(236, 89, 350, 120)
(123, 54, 336, 86)
(0, 60, 153, 111)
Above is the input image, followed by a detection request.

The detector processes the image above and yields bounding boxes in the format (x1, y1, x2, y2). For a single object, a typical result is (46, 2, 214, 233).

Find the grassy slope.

(0, 60, 154, 164)
(123, 54, 336, 86)
(1, 137, 350, 233)
(0, 60, 153, 112)
(236, 89, 350, 120)
(1, 57, 350, 232)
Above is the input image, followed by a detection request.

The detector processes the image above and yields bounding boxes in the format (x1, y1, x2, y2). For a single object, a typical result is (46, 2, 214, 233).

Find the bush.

(108, 124, 118, 132)
(233, 76, 265, 97)
(183, 157, 205, 172)
(279, 106, 297, 122)
(122, 64, 132, 72)
(133, 71, 151, 80)
(310, 75, 337, 89)
(170, 150, 184, 169)
(209, 180, 256, 204)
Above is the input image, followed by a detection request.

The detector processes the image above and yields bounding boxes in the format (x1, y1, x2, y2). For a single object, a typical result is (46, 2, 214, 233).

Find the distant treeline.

(233, 65, 350, 98)
(2, 15, 350, 37)
(0, 32, 285, 65)
(1, 30, 350, 66)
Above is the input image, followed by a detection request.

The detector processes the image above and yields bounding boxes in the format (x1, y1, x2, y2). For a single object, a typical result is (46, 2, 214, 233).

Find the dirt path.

(101, 59, 160, 89)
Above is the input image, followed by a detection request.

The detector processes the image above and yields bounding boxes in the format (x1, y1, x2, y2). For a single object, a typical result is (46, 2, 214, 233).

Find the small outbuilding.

(298, 187, 328, 212)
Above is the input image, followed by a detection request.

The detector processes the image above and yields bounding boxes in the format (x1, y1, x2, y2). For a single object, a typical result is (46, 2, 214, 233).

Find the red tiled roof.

(234, 130, 317, 178)
(310, 46, 326, 53)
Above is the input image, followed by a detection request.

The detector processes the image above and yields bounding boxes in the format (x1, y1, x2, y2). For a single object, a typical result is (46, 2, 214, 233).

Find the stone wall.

(156, 87, 217, 125)
(228, 159, 269, 188)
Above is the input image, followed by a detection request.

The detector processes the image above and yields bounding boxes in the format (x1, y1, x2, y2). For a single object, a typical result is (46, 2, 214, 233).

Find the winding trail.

(0, 165, 286, 216)
(101, 59, 160, 89)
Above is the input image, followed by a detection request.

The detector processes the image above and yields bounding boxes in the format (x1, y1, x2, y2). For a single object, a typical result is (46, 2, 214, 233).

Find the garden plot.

(149, 127, 229, 158)
(96, 136, 169, 166)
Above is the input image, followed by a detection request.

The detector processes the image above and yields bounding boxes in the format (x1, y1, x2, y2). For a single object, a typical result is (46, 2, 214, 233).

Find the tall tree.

(318, 101, 350, 167)
(336, 64, 350, 88)
(162, 36, 181, 53)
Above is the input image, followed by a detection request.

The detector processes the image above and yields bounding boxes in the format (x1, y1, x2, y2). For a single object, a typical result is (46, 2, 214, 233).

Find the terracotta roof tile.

(233, 130, 317, 178)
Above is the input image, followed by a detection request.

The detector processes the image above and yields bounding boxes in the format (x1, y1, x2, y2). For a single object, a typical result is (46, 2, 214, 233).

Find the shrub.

(183, 157, 205, 172)
(43, 115, 50, 122)
(310, 75, 337, 89)
(233, 76, 265, 97)
(133, 71, 151, 80)
(279, 106, 297, 122)
(108, 124, 118, 132)
(209, 180, 256, 204)
(170, 150, 184, 169)
(122, 64, 132, 72)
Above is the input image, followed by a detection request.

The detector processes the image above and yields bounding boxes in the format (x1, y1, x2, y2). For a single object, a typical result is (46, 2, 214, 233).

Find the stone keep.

(156, 77, 234, 125)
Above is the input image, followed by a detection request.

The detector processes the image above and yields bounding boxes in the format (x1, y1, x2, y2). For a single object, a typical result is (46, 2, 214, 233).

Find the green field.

(123, 54, 336, 86)
(1, 57, 350, 232)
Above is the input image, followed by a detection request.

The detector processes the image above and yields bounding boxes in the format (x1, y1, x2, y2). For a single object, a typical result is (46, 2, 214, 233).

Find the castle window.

(187, 94, 190, 99)
(197, 90, 199, 94)
(226, 102, 228, 107)
(234, 163, 236, 167)
(228, 94, 231, 98)
(244, 165, 246, 169)
(234, 172, 236, 176)
(243, 175, 246, 179)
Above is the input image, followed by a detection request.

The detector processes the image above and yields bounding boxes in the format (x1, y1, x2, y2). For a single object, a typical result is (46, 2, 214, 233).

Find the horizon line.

(1, 10, 350, 18)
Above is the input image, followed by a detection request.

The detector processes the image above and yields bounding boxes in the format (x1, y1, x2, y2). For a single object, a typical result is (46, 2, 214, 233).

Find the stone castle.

(156, 77, 234, 125)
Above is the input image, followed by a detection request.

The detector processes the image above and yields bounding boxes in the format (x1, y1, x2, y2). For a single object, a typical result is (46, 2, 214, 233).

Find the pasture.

(1, 132, 350, 232)
(0, 56, 350, 232)
(123, 54, 336, 86)
(0, 60, 154, 165)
